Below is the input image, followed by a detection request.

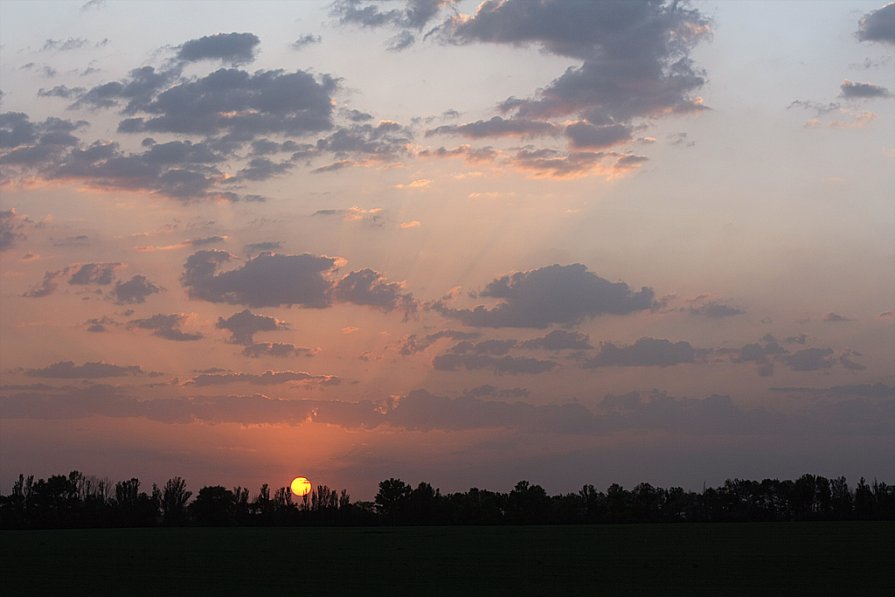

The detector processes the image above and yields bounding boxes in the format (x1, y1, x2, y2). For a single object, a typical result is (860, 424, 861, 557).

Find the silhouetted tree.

(190, 486, 236, 526)
(375, 478, 412, 523)
(161, 477, 191, 525)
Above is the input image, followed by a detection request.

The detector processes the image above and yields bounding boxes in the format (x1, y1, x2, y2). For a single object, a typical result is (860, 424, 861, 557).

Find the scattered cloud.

(185, 370, 338, 386)
(436, 264, 655, 328)
(291, 34, 322, 50)
(23, 360, 145, 378)
(583, 338, 700, 368)
(840, 80, 891, 99)
(857, 3, 895, 45)
(177, 32, 260, 64)
(216, 309, 288, 345)
(242, 343, 316, 358)
(127, 313, 203, 341)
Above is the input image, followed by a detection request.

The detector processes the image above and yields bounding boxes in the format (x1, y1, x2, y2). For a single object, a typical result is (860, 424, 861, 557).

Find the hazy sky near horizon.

(1, 0, 893, 499)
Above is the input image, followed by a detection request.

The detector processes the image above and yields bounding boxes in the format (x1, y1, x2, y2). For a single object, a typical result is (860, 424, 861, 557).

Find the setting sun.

(291, 476, 312, 497)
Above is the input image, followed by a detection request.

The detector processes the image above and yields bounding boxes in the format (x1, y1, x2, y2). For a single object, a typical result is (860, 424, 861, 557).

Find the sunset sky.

(1, 0, 893, 499)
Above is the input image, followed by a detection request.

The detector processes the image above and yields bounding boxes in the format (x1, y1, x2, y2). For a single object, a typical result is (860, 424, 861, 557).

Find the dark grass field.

(2, 522, 893, 596)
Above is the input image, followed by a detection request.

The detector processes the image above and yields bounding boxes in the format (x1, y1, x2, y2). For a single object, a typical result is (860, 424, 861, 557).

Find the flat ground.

(2, 522, 892, 595)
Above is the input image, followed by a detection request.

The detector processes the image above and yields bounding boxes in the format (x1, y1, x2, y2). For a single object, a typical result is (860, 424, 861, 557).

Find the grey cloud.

(244, 241, 282, 256)
(291, 34, 322, 50)
(115, 67, 337, 137)
(42, 38, 90, 52)
(0, 209, 29, 251)
(387, 31, 417, 52)
(462, 385, 529, 399)
(840, 80, 891, 98)
(316, 121, 412, 161)
(74, 66, 177, 111)
(127, 313, 203, 341)
(770, 383, 894, 399)
(565, 122, 632, 149)
(38, 85, 86, 99)
(190, 236, 226, 247)
(584, 337, 699, 368)
(436, 263, 654, 328)
(417, 145, 497, 162)
(24, 361, 144, 378)
(186, 370, 338, 386)
(443, 0, 709, 125)
(729, 335, 787, 363)
(234, 157, 295, 181)
(333, 268, 416, 314)
(181, 250, 337, 308)
(312, 160, 353, 173)
(782, 347, 835, 372)
(857, 3, 895, 44)
(177, 33, 260, 64)
(333, 0, 451, 40)
(448, 339, 517, 356)
(84, 316, 116, 333)
(688, 301, 745, 318)
(68, 262, 120, 285)
(511, 148, 608, 178)
(0, 113, 84, 173)
(113, 275, 162, 304)
(839, 352, 866, 371)
(399, 330, 479, 355)
(433, 353, 556, 375)
(81, 0, 105, 11)
(23, 270, 63, 298)
(242, 343, 316, 358)
(822, 312, 852, 322)
(521, 329, 592, 351)
(427, 117, 559, 139)
(216, 309, 288, 345)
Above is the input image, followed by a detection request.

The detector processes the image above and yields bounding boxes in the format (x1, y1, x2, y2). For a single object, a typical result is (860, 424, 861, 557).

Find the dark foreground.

(2, 522, 893, 596)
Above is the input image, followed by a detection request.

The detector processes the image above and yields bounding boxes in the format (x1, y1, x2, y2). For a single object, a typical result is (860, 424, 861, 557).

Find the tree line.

(1, 471, 892, 529)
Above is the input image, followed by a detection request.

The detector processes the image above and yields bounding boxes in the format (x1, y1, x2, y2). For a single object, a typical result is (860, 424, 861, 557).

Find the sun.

(290, 476, 312, 497)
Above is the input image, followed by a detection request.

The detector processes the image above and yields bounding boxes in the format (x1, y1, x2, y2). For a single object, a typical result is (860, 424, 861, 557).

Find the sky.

(0, 0, 893, 500)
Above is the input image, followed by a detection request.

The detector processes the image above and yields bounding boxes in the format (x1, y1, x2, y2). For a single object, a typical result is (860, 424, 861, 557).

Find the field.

(2, 522, 893, 595)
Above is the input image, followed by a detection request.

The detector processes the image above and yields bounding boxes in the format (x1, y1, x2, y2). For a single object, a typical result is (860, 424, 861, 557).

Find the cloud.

(127, 313, 203, 341)
(177, 32, 260, 64)
(510, 147, 647, 179)
(427, 116, 560, 139)
(520, 330, 592, 351)
(242, 343, 317, 358)
(443, 0, 709, 124)
(68, 262, 120, 285)
(185, 370, 338, 386)
(433, 353, 557, 375)
(436, 263, 654, 328)
(80, 0, 105, 11)
(687, 301, 745, 318)
(769, 383, 894, 399)
(315, 121, 412, 162)
(840, 80, 891, 99)
(291, 34, 322, 50)
(447, 339, 517, 356)
(42, 38, 91, 52)
(243, 241, 282, 256)
(113, 275, 163, 304)
(857, 3, 895, 44)
(23, 361, 144, 379)
(38, 85, 86, 99)
(782, 347, 835, 372)
(91, 66, 337, 138)
(134, 235, 227, 253)
(332, 0, 453, 49)
(399, 330, 479, 355)
(0, 113, 85, 177)
(216, 309, 288, 345)
(564, 122, 633, 149)
(313, 206, 383, 224)
(0, 209, 30, 251)
(822, 312, 852, 323)
(84, 316, 116, 333)
(417, 144, 497, 163)
(181, 250, 338, 308)
(583, 337, 700, 368)
(333, 268, 417, 314)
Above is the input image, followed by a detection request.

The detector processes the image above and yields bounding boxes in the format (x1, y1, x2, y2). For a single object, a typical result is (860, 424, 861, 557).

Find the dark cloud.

(181, 250, 338, 308)
(417, 144, 497, 163)
(177, 33, 260, 64)
(461, 384, 529, 399)
(68, 262, 120, 285)
(23, 270, 63, 298)
(510, 147, 611, 178)
(37, 85, 86, 99)
(857, 3, 895, 44)
(73, 66, 177, 111)
(521, 329, 592, 351)
(782, 347, 835, 372)
(118, 68, 336, 137)
(565, 122, 632, 149)
(839, 352, 866, 371)
(769, 383, 895, 399)
(234, 157, 295, 181)
(432, 353, 556, 375)
(42, 38, 91, 52)
(443, 0, 709, 125)
(84, 316, 116, 333)
(216, 309, 288, 345)
(242, 343, 316, 358)
(840, 79, 891, 98)
(584, 337, 699, 368)
(23, 361, 144, 378)
(333, 268, 416, 314)
(822, 312, 852, 323)
(332, 0, 452, 50)
(426, 116, 559, 139)
(127, 313, 203, 341)
(113, 275, 163, 304)
(0, 209, 30, 251)
(0, 113, 85, 176)
(315, 121, 412, 161)
(312, 206, 383, 225)
(448, 339, 517, 356)
(185, 370, 338, 387)
(244, 241, 282, 255)
(399, 330, 479, 355)
(291, 34, 322, 50)
(436, 263, 654, 328)
(688, 301, 745, 318)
